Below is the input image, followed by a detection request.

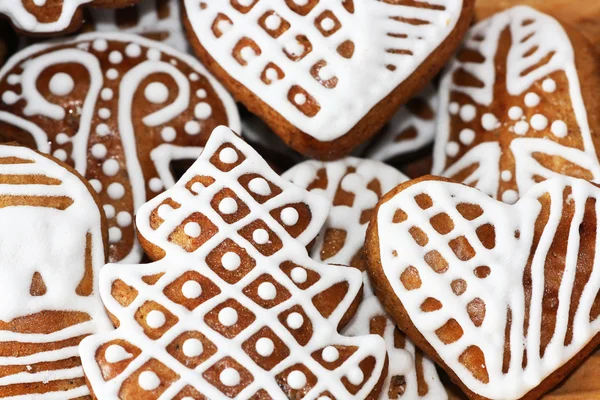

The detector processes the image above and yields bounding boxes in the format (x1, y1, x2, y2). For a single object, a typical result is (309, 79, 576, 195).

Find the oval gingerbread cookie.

(432, 6, 600, 204)
(0, 32, 240, 263)
(0, 0, 139, 36)
(80, 126, 388, 399)
(284, 158, 447, 399)
(0, 144, 111, 398)
(182, 0, 475, 159)
(366, 175, 600, 399)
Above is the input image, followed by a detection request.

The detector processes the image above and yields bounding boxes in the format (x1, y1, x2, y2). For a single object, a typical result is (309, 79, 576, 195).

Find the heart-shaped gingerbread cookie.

(182, 0, 475, 159)
(366, 176, 600, 399)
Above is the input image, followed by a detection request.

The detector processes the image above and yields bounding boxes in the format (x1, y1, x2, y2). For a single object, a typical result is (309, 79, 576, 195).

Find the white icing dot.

(190, 182, 204, 194)
(147, 48, 161, 61)
(218, 197, 238, 214)
(501, 170, 512, 182)
(157, 204, 173, 219)
(219, 148, 238, 163)
(189, 73, 200, 81)
(551, 120, 568, 137)
(96, 123, 110, 136)
(222, 252, 241, 271)
(448, 102, 459, 115)
(184, 222, 201, 238)
(146, 310, 166, 328)
(52, 149, 67, 161)
(253, 228, 269, 244)
(90, 179, 102, 193)
(258, 282, 277, 300)
(98, 108, 111, 119)
(104, 205, 115, 219)
(459, 104, 476, 122)
(117, 211, 132, 227)
(145, 82, 169, 104)
(446, 142, 459, 157)
(248, 177, 271, 196)
(109, 227, 122, 243)
(149, 177, 163, 192)
(459, 129, 475, 145)
(182, 280, 202, 299)
(49, 73, 74, 96)
(508, 106, 523, 120)
(194, 103, 212, 119)
(92, 39, 108, 52)
(287, 370, 307, 389)
(265, 68, 279, 82)
(280, 207, 299, 225)
(220, 368, 240, 387)
(294, 93, 307, 106)
(56, 133, 70, 144)
(109, 51, 123, 64)
(347, 367, 364, 385)
(514, 121, 529, 135)
(107, 183, 125, 200)
(287, 312, 303, 329)
(101, 88, 113, 101)
(138, 371, 160, 391)
(182, 338, 203, 358)
(102, 159, 120, 176)
(196, 89, 207, 98)
(256, 337, 274, 357)
(7, 74, 20, 85)
(1, 91, 19, 104)
(106, 68, 119, 80)
(105, 344, 132, 363)
(161, 127, 176, 142)
(530, 114, 548, 131)
(125, 43, 142, 58)
(291, 267, 307, 284)
(320, 17, 335, 30)
(218, 307, 238, 326)
(502, 190, 518, 204)
(322, 346, 339, 362)
(524, 92, 540, 108)
(481, 113, 499, 131)
(185, 121, 201, 135)
(265, 14, 282, 30)
(542, 78, 556, 93)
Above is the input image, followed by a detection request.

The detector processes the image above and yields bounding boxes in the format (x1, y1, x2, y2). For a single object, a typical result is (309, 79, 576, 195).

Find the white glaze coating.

(185, 0, 464, 141)
(375, 176, 600, 398)
(0, 32, 240, 263)
(433, 6, 600, 201)
(0, 0, 90, 34)
(79, 127, 387, 399)
(284, 157, 447, 399)
(0, 145, 111, 397)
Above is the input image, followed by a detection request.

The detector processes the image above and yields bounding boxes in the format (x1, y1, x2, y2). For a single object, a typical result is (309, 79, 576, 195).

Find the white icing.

(183, 0, 465, 141)
(138, 370, 160, 390)
(149, 177, 164, 193)
(220, 368, 240, 387)
(280, 207, 299, 226)
(286, 312, 304, 329)
(102, 159, 120, 177)
(542, 78, 557, 93)
(218, 197, 237, 214)
(219, 147, 238, 164)
(459, 129, 475, 145)
(161, 127, 177, 142)
(109, 51, 123, 65)
(105, 344, 132, 363)
(287, 370, 306, 390)
(255, 337, 274, 357)
(374, 176, 600, 399)
(460, 105, 476, 122)
(248, 177, 271, 196)
(144, 82, 169, 104)
(530, 114, 548, 131)
(49, 73, 74, 97)
(222, 252, 241, 271)
(257, 282, 277, 301)
(322, 346, 339, 363)
(91, 143, 107, 159)
(183, 222, 201, 238)
(291, 267, 307, 284)
(146, 310, 166, 328)
(184, 121, 201, 135)
(551, 120, 568, 137)
(194, 103, 212, 119)
(116, 211, 132, 227)
(53, 149, 67, 161)
(218, 307, 238, 327)
(524, 92, 540, 107)
(252, 228, 269, 244)
(109, 227, 122, 243)
(181, 280, 202, 299)
(107, 183, 125, 200)
(104, 205, 116, 219)
(182, 338, 203, 358)
(508, 106, 523, 120)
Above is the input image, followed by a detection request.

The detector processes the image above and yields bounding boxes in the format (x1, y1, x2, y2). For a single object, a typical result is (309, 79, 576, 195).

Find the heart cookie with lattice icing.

(0, 144, 111, 398)
(182, 0, 474, 159)
(0, 32, 240, 263)
(366, 175, 600, 399)
(284, 158, 448, 399)
(79, 126, 388, 399)
(432, 6, 600, 205)
(0, 0, 139, 35)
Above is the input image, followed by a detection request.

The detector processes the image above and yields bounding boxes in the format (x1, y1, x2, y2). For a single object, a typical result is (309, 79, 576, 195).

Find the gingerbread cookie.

(79, 126, 388, 399)
(432, 6, 600, 204)
(0, 143, 111, 398)
(86, 0, 188, 52)
(0, 0, 139, 36)
(366, 175, 600, 399)
(182, 0, 475, 159)
(364, 85, 438, 164)
(0, 32, 240, 263)
(284, 158, 447, 399)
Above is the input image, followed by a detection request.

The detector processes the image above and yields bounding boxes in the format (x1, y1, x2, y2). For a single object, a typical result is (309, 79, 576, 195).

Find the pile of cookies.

(0, 0, 598, 399)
